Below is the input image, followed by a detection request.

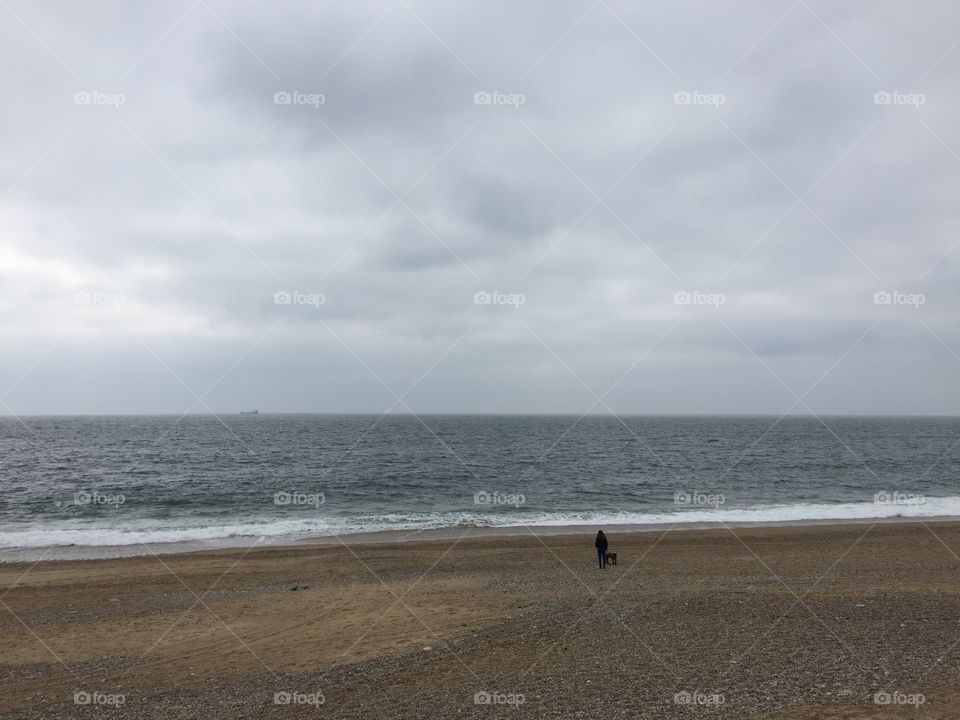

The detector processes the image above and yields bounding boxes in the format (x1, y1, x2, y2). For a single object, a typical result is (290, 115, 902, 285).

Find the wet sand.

(4, 515, 956, 563)
(3, 520, 960, 718)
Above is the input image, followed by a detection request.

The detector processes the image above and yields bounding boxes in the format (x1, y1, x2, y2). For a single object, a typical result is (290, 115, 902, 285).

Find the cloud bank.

(1, 0, 959, 415)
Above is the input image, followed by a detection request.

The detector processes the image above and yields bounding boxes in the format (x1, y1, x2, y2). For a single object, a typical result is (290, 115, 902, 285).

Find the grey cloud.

(1, 0, 959, 415)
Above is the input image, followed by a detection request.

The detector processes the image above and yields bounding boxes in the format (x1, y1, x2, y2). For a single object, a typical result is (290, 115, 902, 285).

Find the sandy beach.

(3, 520, 960, 719)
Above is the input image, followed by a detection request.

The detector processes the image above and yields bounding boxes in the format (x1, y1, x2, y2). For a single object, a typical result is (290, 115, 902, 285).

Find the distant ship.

(240, 409, 259, 415)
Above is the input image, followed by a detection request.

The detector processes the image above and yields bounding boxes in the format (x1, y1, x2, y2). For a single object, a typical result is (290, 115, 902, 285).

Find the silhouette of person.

(595, 530, 608, 569)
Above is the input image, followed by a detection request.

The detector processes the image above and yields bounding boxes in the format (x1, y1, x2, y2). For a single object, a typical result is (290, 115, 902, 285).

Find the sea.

(1, 414, 958, 559)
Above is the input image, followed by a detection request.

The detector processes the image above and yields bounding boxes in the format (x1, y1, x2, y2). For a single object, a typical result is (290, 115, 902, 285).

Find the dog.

(604, 552, 617, 565)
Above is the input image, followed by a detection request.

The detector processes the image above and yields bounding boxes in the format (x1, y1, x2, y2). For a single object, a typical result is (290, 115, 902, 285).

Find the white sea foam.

(3, 497, 960, 552)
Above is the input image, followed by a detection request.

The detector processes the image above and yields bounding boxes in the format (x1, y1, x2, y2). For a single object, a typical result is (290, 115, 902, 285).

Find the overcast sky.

(1, 0, 959, 416)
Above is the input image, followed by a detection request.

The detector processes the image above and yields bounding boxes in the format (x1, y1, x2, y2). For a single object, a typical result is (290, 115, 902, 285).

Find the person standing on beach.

(595, 530, 608, 569)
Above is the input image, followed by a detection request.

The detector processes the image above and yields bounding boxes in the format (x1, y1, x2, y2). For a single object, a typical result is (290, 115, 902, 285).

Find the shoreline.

(3, 513, 959, 563)
(3, 519, 960, 718)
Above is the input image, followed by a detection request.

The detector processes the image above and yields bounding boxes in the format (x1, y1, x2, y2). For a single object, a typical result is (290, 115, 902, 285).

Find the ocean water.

(1, 414, 958, 552)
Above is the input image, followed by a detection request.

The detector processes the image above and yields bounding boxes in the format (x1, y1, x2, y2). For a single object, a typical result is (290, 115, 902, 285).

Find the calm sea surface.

(1, 415, 958, 551)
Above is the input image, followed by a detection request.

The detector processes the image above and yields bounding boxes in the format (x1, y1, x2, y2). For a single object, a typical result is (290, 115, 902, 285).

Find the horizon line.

(2, 411, 959, 419)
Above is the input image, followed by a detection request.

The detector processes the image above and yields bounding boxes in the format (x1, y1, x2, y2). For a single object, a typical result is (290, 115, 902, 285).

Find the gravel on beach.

(2, 521, 960, 719)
